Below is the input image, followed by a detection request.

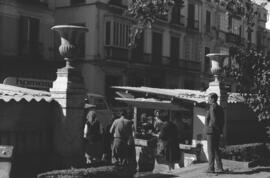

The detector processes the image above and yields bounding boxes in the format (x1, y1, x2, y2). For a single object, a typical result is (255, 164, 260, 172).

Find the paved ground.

(135, 159, 270, 178)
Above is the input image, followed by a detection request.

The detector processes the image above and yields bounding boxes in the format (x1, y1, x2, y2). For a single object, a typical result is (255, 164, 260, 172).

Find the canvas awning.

(113, 86, 245, 104)
(0, 84, 53, 103)
(115, 97, 189, 111)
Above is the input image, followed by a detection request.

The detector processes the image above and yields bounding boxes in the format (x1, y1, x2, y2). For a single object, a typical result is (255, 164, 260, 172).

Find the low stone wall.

(37, 165, 135, 178)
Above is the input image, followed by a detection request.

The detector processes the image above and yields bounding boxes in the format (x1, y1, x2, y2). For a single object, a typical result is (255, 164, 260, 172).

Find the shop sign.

(3, 77, 52, 90)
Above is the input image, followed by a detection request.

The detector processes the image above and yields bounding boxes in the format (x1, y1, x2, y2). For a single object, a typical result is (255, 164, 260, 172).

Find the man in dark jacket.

(205, 93, 224, 173)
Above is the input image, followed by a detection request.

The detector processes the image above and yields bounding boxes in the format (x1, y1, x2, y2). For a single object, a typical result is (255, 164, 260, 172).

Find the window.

(131, 34, 144, 62)
(206, 11, 211, 32)
(228, 17, 241, 35)
(171, 5, 181, 24)
(187, 4, 199, 30)
(105, 21, 130, 49)
(170, 36, 180, 65)
(70, 0, 85, 5)
(248, 29, 252, 42)
(105, 22, 111, 45)
(152, 32, 162, 64)
(204, 47, 210, 73)
(19, 16, 40, 56)
(219, 13, 228, 32)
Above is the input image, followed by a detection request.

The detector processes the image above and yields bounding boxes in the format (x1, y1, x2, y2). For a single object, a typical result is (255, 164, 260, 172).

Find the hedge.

(221, 143, 270, 162)
(37, 165, 135, 178)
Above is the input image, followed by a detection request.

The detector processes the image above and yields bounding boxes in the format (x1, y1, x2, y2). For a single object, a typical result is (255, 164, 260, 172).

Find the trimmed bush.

(221, 143, 270, 162)
(37, 165, 135, 178)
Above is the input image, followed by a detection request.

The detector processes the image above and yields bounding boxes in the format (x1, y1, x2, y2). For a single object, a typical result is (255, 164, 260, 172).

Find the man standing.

(205, 93, 224, 173)
(110, 110, 133, 166)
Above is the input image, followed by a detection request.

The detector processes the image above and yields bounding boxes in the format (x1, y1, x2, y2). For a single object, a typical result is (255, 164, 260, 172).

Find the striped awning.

(0, 84, 53, 103)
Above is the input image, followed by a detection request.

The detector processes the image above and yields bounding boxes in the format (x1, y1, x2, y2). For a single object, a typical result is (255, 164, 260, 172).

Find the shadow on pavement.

(135, 173, 178, 178)
(218, 168, 270, 175)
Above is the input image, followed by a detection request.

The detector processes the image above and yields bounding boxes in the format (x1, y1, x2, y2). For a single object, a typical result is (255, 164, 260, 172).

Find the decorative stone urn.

(206, 53, 229, 82)
(51, 25, 88, 67)
(50, 25, 88, 168)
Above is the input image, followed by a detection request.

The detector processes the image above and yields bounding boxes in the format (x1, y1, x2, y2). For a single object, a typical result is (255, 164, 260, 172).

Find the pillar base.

(50, 65, 86, 168)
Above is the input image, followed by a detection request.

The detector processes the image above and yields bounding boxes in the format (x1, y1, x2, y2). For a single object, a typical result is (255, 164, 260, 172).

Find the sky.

(266, 4, 270, 29)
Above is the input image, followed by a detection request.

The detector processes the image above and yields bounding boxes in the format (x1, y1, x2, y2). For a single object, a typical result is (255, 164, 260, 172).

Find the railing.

(226, 32, 241, 44)
(105, 46, 129, 61)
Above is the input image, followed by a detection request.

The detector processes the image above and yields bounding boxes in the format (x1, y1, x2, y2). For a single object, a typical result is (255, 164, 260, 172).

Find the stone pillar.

(50, 25, 88, 168)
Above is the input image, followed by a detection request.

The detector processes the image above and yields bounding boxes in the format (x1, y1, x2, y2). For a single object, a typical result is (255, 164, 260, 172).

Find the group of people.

(83, 92, 225, 173)
(83, 108, 135, 167)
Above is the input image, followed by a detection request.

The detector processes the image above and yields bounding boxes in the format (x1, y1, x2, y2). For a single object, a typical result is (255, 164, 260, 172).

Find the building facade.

(2, 0, 266, 105)
(55, 0, 204, 106)
(200, 0, 269, 89)
(0, 0, 63, 90)
(55, 0, 269, 106)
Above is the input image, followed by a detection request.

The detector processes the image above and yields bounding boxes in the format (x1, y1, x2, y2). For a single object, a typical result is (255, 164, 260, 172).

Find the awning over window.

(0, 84, 53, 103)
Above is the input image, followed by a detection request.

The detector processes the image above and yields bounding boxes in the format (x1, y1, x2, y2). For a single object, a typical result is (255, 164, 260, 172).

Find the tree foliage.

(227, 47, 270, 121)
(127, 0, 267, 46)
(127, 0, 183, 46)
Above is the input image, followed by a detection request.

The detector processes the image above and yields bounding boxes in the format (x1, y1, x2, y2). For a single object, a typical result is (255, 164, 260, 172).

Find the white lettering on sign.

(3, 77, 52, 90)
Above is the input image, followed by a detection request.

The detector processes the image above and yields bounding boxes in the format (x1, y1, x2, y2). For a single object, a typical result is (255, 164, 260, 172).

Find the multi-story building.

(55, 0, 270, 105)
(0, 0, 63, 90)
(55, 0, 204, 106)
(200, 0, 269, 90)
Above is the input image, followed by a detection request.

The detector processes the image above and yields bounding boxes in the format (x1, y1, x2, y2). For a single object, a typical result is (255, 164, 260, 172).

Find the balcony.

(19, 41, 44, 58)
(15, 0, 48, 7)
(105, 46, 128, 61)
(226, 32, 241, 44)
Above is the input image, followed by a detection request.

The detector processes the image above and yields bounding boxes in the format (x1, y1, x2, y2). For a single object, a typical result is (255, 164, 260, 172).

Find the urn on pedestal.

(50, 25, 88, 168)
(206, 53, 229, 83)
(51, 25, 88, 67)
(206, 53, 229, 106)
